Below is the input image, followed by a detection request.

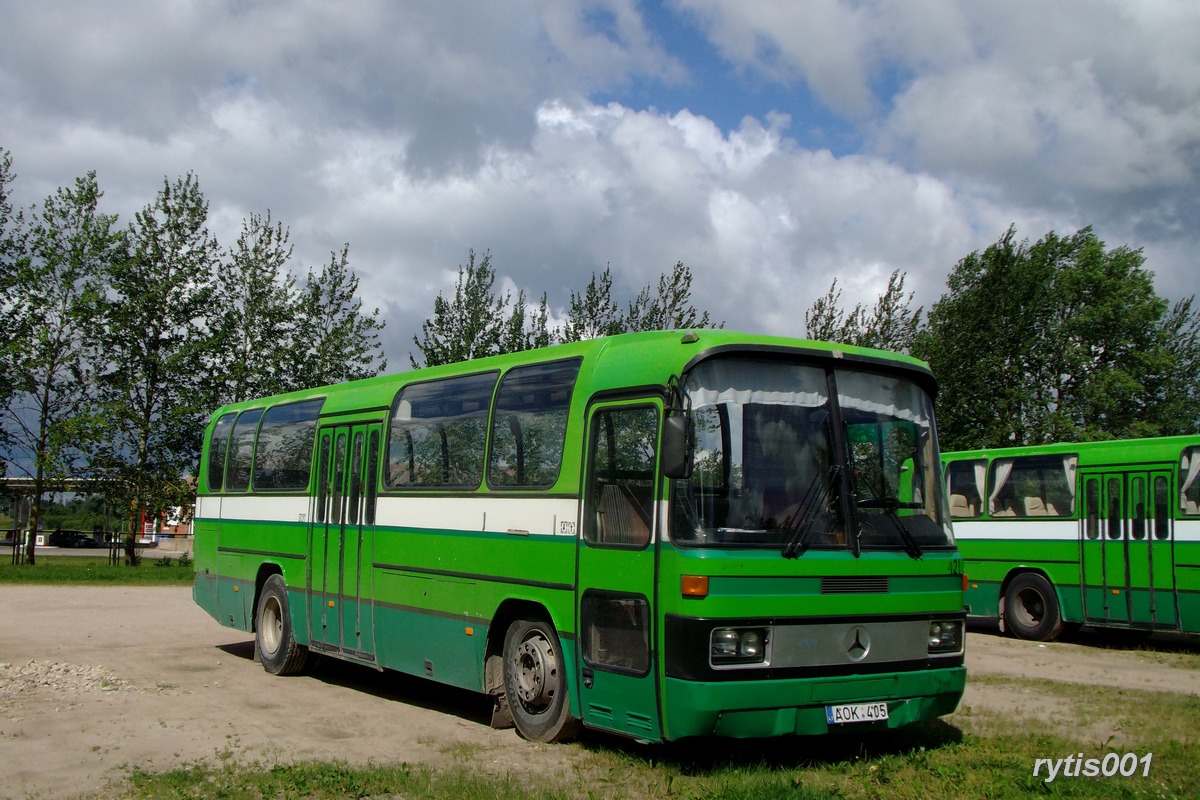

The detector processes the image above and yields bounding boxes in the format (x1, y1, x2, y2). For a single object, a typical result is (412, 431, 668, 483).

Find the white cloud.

(3, 0, 1197, 369)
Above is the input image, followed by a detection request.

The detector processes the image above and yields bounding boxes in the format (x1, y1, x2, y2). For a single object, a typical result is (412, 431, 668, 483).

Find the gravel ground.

(1, 585, 1197, 799)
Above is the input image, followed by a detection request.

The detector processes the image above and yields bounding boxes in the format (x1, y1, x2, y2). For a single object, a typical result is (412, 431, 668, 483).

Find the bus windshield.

(670, 357, 953, 554)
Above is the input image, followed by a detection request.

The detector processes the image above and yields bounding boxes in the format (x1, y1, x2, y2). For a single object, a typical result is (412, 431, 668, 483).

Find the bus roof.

(205, 329, 936, 422)
(943, 435, 1200, 467)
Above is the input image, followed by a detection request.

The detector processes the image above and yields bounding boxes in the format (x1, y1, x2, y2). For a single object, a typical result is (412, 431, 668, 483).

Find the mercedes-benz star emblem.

(844, 626, 871, 661)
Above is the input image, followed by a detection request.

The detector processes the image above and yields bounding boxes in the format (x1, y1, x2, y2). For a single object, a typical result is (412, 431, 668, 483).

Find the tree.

(211, 211, 298, 403)
(805, 270, 920, 353)
(913, 225, 1200, 449)
(0, 147, 22, 461)
(294, 243, 387, 388)
(1, 172, 122, 564)
(93, 173, 222, 564)
(410, 249, 537, 367)
(624, 261, 717, 332)
(558, 266, 625, 342)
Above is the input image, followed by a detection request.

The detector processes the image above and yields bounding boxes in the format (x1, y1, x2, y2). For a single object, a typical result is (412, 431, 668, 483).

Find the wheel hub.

(512, 634, 558, 709)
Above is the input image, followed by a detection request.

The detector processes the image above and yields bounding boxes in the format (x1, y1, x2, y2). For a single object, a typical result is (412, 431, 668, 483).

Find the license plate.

(825, 702, 889, 724)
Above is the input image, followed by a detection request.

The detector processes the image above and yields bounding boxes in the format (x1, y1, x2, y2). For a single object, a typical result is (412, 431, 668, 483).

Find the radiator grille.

(820, 576, 889, 594)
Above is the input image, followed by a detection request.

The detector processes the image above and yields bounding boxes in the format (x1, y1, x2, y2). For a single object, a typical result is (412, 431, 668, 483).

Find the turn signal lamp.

(681, 575, 709, 597)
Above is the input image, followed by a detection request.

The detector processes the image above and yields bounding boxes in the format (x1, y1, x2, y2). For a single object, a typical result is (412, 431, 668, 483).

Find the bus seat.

(598, 484, 651, 546)
(950, 494, 973, 517)
(1187, 499, 1199, 516)
(991, 501, 1016, 517)
(1024, 497, 1049, 516)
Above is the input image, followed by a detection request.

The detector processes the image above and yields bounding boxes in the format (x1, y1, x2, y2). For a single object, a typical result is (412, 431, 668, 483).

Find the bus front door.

(576, 402, 663, 741)
(309, 423, 381, 661)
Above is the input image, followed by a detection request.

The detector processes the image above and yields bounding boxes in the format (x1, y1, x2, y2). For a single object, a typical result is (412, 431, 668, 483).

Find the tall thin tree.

(2, 172, 121, 564)
(94, 173, 221, 563)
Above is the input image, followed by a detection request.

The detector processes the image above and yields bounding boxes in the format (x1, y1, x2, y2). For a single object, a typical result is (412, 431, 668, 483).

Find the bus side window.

(206, 413, 236, 493)
(1131, 477, 1146, 540)
(586, 406, 658, 547)
(488, 359, 581, 488)
(946, 459, 984, 518)
(1085, 478, 1100, 539)
(1106, 477, 1123, 539)
(252, 398, 323, 491)
(386, 372, 497, 489)
(1153, 475, 1169, 540)
(225, 409, 264, 493)
(316, 437, 332, 523)
(1181, 447, 1200, 516)
(366, 430, 380, 526)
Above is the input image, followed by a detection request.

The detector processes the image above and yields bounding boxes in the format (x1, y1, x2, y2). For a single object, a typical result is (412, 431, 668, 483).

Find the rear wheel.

(256, 574, 310, 675)
(502, 618, 578, 742)
(1004, 573, 1065, 641)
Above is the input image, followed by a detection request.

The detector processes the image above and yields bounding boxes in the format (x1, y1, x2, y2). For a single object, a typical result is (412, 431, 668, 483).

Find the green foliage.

(0, 144, 387, 564)
(805, 270, 920, 353)
(913, 225, 1200, 449)
(414, 254, 723, 366)
(211, 210, 298, 403)
(410, 249, 547, 367)
(294, 243, 388, 388)
(623, 260, 719, 333)
(559, 265, 625, 342)
(92, 172, 220, 551)
(0, 169, 123, 563)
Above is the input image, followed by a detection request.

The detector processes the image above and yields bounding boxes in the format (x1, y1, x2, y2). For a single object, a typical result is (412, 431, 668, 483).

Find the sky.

(2, 0, 1197, 369)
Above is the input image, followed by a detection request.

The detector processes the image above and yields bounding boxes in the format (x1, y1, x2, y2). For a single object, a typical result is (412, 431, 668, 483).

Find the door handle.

(582, 666, 594, 689)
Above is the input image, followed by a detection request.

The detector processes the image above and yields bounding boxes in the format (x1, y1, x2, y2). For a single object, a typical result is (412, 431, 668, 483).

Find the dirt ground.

(0, 585, 1196, 799)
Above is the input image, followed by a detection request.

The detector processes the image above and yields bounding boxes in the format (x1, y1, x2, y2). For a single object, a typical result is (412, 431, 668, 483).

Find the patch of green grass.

(958, 674, 1200, 746)
(0, 556, 193, 585)
(93, 710, 1197, 800)
(108, 759, 578, 800)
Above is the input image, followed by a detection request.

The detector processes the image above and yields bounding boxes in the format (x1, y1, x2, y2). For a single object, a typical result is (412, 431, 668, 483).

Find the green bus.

(193, 330, 965, 743)
(944, 437, 1200, 641)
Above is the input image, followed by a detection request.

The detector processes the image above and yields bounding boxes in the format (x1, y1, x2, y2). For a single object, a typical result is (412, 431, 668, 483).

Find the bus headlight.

(711, 627, 769, 666)
(928, 620, 963, 654)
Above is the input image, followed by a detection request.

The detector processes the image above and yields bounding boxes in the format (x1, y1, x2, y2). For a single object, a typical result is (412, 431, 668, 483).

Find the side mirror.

(661, 414, 694, 479)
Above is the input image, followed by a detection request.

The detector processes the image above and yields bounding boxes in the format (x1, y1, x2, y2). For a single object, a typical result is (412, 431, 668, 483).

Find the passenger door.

(308, 422, 382, 659)
(576, 401, 662, 740)
(1126, 471, 1177, 628)
(1080, 471, 1177, 629)
(1080, 474, 1130, 624)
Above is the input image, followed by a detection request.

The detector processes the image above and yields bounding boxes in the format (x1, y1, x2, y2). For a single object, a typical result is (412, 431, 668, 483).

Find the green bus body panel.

(945, 435, 1200, 635)
(194, 330, 962, 741)
(663, 667, 965, 739)
(658, 548, 964, 618)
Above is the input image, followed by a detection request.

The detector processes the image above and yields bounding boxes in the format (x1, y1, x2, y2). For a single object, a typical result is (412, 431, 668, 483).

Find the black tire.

(256, 574, 310, 675)
(1004, 573, 1065, 641)
(502, 618, 578, 742)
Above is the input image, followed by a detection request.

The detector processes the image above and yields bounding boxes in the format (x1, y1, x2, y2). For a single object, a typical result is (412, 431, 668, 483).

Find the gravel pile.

(0, 660, 128, 702)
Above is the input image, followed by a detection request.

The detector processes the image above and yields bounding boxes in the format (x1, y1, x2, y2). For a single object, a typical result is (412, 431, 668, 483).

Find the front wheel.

(256, 574, 310, 675)
(502, 618, 578, 742)
(1004, 573, 1065, 641)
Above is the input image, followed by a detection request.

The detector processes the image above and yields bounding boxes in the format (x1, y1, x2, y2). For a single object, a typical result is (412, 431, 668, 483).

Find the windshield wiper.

(856, 493, 923, 559)
(781, 466, 839, 559)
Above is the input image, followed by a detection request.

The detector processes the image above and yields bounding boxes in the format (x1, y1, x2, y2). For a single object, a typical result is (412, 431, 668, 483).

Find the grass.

(89, 678, 1198, 799)
(0, 555, 194, 585)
